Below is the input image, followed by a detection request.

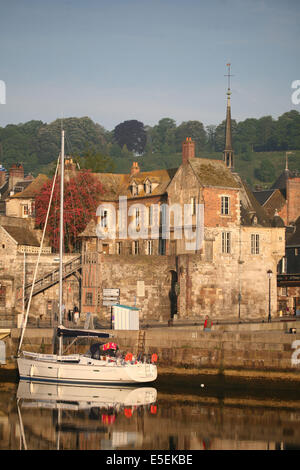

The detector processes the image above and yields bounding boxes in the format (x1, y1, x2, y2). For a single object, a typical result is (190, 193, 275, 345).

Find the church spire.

(223, 63, 234, 170)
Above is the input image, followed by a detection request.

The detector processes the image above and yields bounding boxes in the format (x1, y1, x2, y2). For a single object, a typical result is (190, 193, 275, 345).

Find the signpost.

(102, 289, 120, 328)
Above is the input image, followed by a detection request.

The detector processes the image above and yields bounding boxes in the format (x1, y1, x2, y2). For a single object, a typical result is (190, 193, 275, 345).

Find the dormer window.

(131, 182, 138, 196)
(144, 179, 152, 194)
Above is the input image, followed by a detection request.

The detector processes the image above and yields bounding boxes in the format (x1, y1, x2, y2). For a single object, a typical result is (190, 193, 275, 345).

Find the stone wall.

(82, 254, 176, 321)
(5, 321, 300, 376)
(0, 251, 80, 319)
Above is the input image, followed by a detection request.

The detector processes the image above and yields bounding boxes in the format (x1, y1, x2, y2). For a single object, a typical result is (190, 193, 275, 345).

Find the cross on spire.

(224, 62, 234, 92)
(223, 63, 234, 170)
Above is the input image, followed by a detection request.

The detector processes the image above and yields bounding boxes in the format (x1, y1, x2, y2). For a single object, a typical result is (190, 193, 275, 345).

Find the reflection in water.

(16, 380, 157, 450)
(0, 378, 300, 450)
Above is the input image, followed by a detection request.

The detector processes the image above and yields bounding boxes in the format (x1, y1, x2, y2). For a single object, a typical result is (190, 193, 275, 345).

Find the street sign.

(103, 299, 120, 307)
(103, 288, 120, 297)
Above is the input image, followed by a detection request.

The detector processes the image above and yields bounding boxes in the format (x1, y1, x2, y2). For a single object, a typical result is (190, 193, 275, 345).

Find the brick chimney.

(182, 137, 195, 164)
(9, 163, 24, 190)
(131, 161, 140, 176)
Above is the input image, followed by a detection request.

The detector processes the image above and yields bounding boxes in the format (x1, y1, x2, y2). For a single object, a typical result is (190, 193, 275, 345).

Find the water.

(1, 371, 300, 450)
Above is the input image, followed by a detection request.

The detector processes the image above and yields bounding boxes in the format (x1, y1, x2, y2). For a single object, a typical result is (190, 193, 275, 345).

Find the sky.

(0, 0, 300, 130)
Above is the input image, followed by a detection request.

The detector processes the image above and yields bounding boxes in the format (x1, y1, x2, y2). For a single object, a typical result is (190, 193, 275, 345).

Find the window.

(116, 242, 122, 255)
(222, 232, 231, 254)
(133, 241, 139, 255)
(100, 209, 108, 228)
(281, 257, 287, 274)
(281, 287, 288, 296)
(85, 292, 93, 306)
(144, 180, 152, 194)
(131, 183, 138, 196)
(23, 205, 29, 216)
(135, 208, 140, 227)
(146, 240, 153, 255)
(221, 196, 230, 215)
(191, 197, 196, 216)
(251, 234, 260, 254)
(159, 238, 166, 255)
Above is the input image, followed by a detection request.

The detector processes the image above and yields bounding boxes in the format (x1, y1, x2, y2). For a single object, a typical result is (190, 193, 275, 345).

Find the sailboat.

(17, 130, 157, 385)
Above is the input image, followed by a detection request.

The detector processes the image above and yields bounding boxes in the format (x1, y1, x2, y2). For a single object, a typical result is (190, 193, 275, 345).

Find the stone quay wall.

(2, 321, 300, 379)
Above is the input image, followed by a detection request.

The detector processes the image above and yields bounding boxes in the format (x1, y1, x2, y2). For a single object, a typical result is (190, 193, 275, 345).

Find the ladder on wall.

(136, 330, 146, 357)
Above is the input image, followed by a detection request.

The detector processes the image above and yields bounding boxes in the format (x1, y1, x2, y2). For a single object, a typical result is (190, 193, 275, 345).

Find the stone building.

(253, 155, 300, 316)
(0, 163, 34, 216)
(79, 87, 285, 323)
(5, 173, 48, 218)
(0, 215, 80, 322)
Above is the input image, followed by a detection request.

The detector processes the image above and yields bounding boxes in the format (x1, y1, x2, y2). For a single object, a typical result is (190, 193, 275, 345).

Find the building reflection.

(1, 381, 300, 450)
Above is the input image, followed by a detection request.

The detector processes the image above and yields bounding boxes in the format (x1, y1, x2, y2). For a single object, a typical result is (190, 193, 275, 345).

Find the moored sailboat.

(17, 130, 157, 385)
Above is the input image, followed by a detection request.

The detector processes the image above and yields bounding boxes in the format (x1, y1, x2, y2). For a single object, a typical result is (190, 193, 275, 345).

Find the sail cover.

(57, 325, 112, 338)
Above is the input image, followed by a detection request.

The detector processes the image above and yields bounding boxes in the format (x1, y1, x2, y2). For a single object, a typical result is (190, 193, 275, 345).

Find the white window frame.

(221, 196, 230, 215)
(100, 209, 108, 228)
(222, 232, 231, 254)
(146, 240, 153, 255)
(251, 234, 260, 254)
(133, 240, 139, 255)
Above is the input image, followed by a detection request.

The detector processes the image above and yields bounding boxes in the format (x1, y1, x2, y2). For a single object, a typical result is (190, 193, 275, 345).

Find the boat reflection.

(16, 381, 157, 450)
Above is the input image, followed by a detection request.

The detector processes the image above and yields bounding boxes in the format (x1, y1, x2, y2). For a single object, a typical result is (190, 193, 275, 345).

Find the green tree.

(175, 120, 206, 153)
(254, 160, 276, 182)
(76, 148, 115, 173)
(113, 120, 147, 155)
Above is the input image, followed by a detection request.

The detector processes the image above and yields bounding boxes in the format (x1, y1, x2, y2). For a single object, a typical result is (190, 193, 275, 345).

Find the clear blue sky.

(0, 0, 299, 130)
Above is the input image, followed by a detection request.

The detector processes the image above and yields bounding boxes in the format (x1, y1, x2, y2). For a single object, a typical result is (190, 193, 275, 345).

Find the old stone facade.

(79, 136, 285, 323)
(0, 215, 80, 321)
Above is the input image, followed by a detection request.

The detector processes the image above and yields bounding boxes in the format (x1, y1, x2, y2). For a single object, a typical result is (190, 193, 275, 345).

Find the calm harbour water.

(1, 372, 300, 451)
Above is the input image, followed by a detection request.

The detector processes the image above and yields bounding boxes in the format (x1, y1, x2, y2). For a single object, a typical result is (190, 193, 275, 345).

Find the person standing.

(204, 315, 212, 332)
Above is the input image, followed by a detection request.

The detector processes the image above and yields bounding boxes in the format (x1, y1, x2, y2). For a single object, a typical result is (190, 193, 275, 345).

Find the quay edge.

(1, 320, 300, 383)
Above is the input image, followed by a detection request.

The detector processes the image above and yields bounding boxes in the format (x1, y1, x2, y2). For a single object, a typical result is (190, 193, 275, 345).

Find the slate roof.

(1, 225, 41, 246)
(271, 169, 293, 190)
(9, 174, 49, 199)
(286, 217, 300, 246)
(232, 174, 273, 227)
(189, 158, 241, 188)
(252, 190, 274, 206)
(92, 168, 178, 201)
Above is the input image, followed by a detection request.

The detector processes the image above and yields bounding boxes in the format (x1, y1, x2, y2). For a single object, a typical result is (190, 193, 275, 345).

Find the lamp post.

(267, 270, 273, 323)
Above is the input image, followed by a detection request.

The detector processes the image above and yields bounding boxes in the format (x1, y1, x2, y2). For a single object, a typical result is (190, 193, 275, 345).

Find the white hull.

(17, 380, 157, 410)
(17, 353, 157, 385)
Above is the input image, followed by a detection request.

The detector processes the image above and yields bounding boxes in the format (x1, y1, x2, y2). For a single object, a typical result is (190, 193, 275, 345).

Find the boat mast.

(59, 129, 65, 356)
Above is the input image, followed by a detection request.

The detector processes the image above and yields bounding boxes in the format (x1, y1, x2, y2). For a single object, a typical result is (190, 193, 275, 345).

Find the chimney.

(9, 163, 24, 190)
(182, 137, 195, 164)
(131, 161, 140, 176)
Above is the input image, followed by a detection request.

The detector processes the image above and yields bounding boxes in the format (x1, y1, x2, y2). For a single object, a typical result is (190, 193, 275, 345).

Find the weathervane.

(224, 63, 234, 95)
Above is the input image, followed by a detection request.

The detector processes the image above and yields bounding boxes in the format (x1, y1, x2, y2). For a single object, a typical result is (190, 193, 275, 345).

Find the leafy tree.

(35, 170, 105, 252)
(254, 160, 276, 182)
(113, 120, 147, 155)
(149, 118, 177, 153)
(175, 121, 206, 153)
(76, 148, 115, 173)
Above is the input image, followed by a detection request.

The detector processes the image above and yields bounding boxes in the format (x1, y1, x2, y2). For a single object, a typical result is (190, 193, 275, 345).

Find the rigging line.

(17, 155, 60, 356)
